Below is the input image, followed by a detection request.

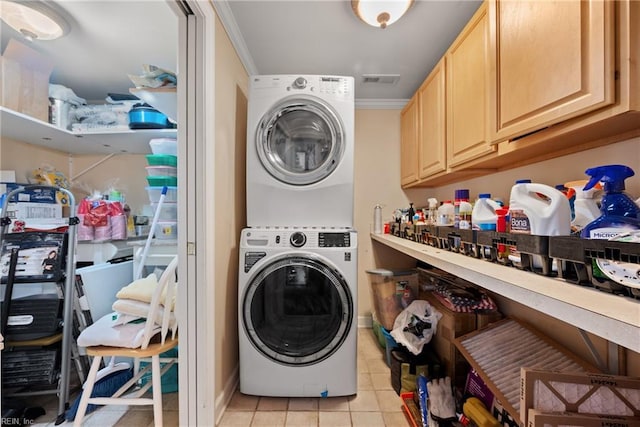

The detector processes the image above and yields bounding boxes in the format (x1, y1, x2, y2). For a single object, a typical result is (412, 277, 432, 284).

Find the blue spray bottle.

(580, 164, 640, 239)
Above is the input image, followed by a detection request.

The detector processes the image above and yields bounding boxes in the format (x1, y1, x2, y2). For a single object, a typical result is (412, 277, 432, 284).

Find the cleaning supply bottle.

(472, 194, 501, 231)
(426, 197, 438, 225)
(508, 180, 571, 267)
(565, 179, 601, 234)
(580, 165, 640, 240)
(437, 201, 454, 226)
(454, 189, 472, 229)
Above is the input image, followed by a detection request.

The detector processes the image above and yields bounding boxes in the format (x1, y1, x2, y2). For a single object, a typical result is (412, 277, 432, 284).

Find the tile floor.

(21, 328, 409, 427)
(217, 329, 412, 427)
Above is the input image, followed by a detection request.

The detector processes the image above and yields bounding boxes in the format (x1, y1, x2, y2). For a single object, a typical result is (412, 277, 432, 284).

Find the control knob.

(292, 77, 307, 89)
(290, 232, 307, 248)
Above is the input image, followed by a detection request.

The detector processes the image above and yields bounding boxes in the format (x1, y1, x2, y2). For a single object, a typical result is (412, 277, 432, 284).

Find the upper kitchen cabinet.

(446, 2, 495, 169)
(417, 58, 446, 181)
(489, 0, 615, 143)
(400, 95, 419, 187)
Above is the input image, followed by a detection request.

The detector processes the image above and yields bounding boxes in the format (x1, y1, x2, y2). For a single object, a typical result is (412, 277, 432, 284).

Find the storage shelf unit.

(1, 107, 177, 155)
(371, 233, 640, 353)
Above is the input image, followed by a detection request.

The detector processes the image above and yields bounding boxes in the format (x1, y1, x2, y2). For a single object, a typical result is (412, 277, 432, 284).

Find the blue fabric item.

(65, 368, 133, 421)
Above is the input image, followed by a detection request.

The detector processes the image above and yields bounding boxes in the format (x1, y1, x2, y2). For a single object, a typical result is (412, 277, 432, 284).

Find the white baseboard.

(215, 364, 239, 425)
(358, 315, 373, 328)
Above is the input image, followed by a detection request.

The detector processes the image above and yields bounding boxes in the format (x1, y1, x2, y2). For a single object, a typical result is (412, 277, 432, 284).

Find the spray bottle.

(564, 179, 601, 234)
(580, 165, 640, 240)
(426, 198, 438, 225)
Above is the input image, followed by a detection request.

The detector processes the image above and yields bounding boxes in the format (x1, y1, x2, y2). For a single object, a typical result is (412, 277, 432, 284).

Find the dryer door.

(242, 254, 353, 366)
(256, 96, 344, 185)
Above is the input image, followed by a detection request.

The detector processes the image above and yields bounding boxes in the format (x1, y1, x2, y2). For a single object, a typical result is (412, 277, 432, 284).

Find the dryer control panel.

(318, 232, 350, 248)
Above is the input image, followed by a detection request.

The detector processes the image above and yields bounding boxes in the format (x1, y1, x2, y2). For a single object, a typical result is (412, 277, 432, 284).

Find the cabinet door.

(417, 59, 446, 179)
(446, 2, 496, 168)
(400, 96, 419, 187)
(490, 0, 614, 142)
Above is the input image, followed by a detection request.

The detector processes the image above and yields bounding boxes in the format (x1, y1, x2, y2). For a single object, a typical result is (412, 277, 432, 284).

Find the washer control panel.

(318, 232, 350, 248)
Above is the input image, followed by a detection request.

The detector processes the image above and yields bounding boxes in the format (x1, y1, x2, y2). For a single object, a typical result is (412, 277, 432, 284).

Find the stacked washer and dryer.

(238, 75, 358, 397)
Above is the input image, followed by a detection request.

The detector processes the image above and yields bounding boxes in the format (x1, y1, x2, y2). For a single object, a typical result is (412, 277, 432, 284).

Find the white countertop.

(371, 233, 640, 353)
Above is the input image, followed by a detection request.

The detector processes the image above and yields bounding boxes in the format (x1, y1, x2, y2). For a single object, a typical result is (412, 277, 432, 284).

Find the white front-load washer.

(246, 75, 355, 228)
(238, 227, 358, 397)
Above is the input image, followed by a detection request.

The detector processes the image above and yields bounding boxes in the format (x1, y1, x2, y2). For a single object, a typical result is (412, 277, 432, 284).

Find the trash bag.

(390, 300, 442, 355)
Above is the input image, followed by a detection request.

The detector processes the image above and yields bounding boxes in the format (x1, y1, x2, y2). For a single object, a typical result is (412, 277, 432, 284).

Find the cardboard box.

(421, 292, 476, 388)
(1, 38, 54, 122)
(6, 202, 62, 219)
(520, 368, 640, 426)
(527, 410, 640, 427)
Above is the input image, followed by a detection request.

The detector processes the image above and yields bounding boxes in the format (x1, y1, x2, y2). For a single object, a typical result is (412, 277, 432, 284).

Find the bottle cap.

(478, 193, 491, 199)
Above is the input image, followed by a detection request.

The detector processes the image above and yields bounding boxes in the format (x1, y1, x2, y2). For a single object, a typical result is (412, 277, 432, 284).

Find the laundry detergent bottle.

(508, 180, 571, 269)
(472, 194, 501, 231)
(565, 179, 601, 234)
(580, 165, 640, 239)
(508, 180, 571, 236)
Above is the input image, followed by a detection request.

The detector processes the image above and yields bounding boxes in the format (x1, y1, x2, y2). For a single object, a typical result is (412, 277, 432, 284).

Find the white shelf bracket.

(578, 328, 619, 374)
(71, 153, 118, 181)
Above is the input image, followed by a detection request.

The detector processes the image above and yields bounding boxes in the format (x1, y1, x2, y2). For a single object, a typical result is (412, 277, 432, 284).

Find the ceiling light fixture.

(0, 0, 69, 41)
(351, 0, 414, 29)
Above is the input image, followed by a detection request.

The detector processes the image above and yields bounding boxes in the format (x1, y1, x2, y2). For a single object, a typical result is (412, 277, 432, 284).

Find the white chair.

(73, 256, 179, 427)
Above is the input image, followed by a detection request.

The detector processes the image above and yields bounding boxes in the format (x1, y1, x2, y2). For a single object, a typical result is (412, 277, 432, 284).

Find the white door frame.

(167, 0, 216, 425)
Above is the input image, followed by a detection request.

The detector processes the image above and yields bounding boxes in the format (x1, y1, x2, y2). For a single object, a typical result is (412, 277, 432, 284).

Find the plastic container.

(508, 180, 571, 236)
(381, 327, 398, 367)
(437, 201, 455, 226)
(149, 138, 178, 156)
(454, 189, 472, 229)
(145, 166, 177, 177)
(144, 202, 178, 221)
(564, 180, 601, 233)
(146, 176, 178, 187)
(580, 165, 640, 240)
(154, 221, 177, 239)
(508, 180, 571, 269)
(146, 186, 178, 203)
(146, 154, 177, 167)
(374, 204, 383, 234)
(365, 269, 419, 331)
(472, 194, 501, 231)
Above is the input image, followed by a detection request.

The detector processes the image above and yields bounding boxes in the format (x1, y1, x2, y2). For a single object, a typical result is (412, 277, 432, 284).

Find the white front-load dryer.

(238, 227, 358, 397)
(246, 75, 355, 228)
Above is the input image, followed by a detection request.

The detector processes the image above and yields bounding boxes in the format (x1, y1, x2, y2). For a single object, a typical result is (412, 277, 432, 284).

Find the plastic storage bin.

(366, 269, 419, 331)
(146, 176, 178, 187)
(381, 327, 398, 367)
(145, 166, 177, 177)
(154, 221, 177, 240)
(146, 154, 177, 167)
(146, 186, 178, 203)
(149, 138, 178, 156)
(145, 202, 178, 221)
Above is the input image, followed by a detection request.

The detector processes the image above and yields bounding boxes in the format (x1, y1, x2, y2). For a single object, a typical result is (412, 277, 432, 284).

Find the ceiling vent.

(361, 74, 400, 85)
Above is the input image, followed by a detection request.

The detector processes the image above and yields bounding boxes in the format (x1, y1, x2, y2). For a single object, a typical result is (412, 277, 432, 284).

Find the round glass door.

(256, 96, 344, 185)
(242, 255, 353, 366)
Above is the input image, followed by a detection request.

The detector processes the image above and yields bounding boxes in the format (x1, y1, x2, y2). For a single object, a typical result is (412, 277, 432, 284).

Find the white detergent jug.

(508, 181, 571, 269)
(509, 181, 571, 236)
(472, 193, 501, 231)
(565, 179, 601, 233)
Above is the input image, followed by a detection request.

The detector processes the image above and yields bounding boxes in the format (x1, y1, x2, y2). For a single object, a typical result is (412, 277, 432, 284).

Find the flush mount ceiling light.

(351, 0, 414, 29)
(0, 0, 69, 41)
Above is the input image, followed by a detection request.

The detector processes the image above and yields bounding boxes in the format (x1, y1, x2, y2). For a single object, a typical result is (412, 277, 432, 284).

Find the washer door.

(256, 96, 344, 185)
(243, 254, 353, 366)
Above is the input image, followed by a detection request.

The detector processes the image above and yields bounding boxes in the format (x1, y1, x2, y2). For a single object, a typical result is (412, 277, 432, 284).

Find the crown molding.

(355, 99, 408, 110)
(212, 0, 257, 75)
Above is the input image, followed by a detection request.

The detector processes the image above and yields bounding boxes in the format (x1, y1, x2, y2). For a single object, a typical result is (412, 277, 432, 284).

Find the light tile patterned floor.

(22, 329, 409, 426)
(217, 329, 412, 427)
